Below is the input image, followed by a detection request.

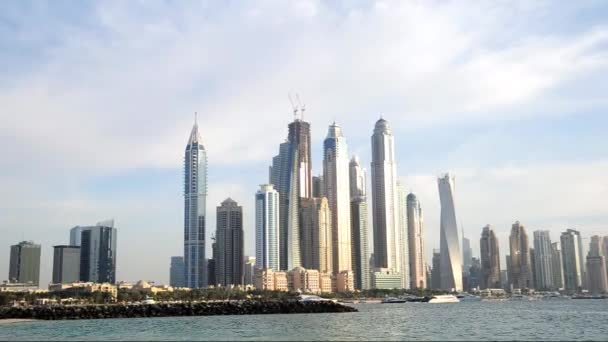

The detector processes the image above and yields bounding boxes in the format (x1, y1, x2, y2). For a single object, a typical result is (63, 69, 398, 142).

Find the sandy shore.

(0, 318, 38, 324)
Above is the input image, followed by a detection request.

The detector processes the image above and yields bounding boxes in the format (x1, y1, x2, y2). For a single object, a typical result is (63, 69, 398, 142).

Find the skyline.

(2, 1, 608, 286)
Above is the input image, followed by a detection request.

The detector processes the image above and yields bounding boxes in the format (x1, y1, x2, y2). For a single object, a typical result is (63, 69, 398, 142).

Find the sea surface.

(1, 300, 608, 341)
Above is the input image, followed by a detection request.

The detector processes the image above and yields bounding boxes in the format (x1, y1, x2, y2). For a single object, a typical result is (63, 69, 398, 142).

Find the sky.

(1, 0, 607, 286)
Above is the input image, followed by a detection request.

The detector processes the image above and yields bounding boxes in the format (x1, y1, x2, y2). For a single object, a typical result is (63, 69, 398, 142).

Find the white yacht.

(299, 294, 336, 303)
(426, 295, 460, 303)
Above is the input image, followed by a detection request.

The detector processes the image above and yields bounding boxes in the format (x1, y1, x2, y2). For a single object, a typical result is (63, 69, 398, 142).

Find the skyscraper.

(243, 256, 256, 286)
(480, 225, 500, 289)
(300, 197, 332, 273)
(407, 193, 426, 289)
(371, 118, 401, 279)
(312, 175, 324, 198)
(508, 221, 532, 290)
(396, 181, 409, 289)
(350, 156, 370, 290)
(533, 230, 554, 290)
(52, 245, 80, 284)
(551, 242, 564, 290)
(438, 173, 462, 291)
(530, 248, 537, 290)
(561, 229, 585, 293)
(255, 184, 280, 271)
(170, 256, 185, 288)
(431, 249, 441, 290)
(184, 115, 207, 288)
(9, 241, 41, 285)
(75, 221, 117, 284)
(323, 122, 352, 274)
(270, 141, 291, 271)
(586, 235, 607, 294)
(215, 198, 244, 286)
(462, 236, 473, 276)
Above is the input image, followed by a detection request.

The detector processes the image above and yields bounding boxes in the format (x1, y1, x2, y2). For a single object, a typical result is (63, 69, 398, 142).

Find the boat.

(141, 296, 156, 305)
(456, 293, 481, 302)
(381, 297, 407, 304)
(299, 294, 336, 303)
(424, 295, 460, 303)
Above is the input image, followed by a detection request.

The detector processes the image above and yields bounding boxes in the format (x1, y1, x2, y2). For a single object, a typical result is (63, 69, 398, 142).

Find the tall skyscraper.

(551, 242, 564, 290)
(586, 236, 608, 294)
(604, 237, 608, 277)
(243, 256, 256, 286)
(323, 122, 352, 274)
(52, 245, 80, 284)
(407, 193, 426, 289)
(184, 115, 207, 288)
(396, 181, 409, 289)
(480, 225, 500, 289)
(529, 248, 537, 289)
(74, 221, 117, 284)
(438, 173, 463, 291)
(350, 156, 370, 290)
(170, 256, 185, 288)
(255, 184, 280, 271)
(270, 141, 291, 270)
(431, 249, 441, 290)
(300, 197, 333, 273)
(215, 198, 244, 286)
(208, 235, 218, 287)
(508, 221, 532, 290)
(561, 229, 585, 293)
(371, 118, 402, 279)
(533, 230, 554, 290)
(9, 241, 41, 285)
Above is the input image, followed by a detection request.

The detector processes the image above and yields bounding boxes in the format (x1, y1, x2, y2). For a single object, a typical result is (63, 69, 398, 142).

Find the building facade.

(323, 123, 352, 275)
(170, 256, 186, 288)
(462, 236, 472, 279)
(551, 242, 564, 290)
(52, 246, 80, 284)
(74, 221, 117, 284)
(9, 241, 41, 285)
(586, 236, 608, 294)
(255, 184, 280, 271)
(438, 173, 463, 291)
(480, 225, 501, 289)
(533, 230, 554, 290)
(184, 117, 208, 288)
(270, 141, 291, 271)
(349, 156, 370, 290)
(561, 229, 586, 293)
(396, 181, 409, 289)
(509, 221, 532, 290)
(215, 198, 244, 287)
(371, 118, 402, 280)
(407, 193, 426, 289)
(300, 197, 332, 273)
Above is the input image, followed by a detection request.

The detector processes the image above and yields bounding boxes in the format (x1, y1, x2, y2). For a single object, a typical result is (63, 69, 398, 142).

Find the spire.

(187, 112, 203, 146)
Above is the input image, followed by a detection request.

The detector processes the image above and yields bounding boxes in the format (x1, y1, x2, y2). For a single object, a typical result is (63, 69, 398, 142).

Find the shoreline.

(0, 318, 38, 324)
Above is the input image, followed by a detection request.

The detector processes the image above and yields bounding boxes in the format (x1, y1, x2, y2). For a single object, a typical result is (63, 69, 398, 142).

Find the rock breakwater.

(0, 300, 357, 320)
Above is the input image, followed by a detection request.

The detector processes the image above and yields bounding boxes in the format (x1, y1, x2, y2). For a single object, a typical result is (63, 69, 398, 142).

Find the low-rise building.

(371, 268, 402, 289)
(0, 281, 45, 293)
(336, 270, 355, 292)
(289, 267, 320, 294)
(319, 272, 333, 293)
(254, 269, 288, 291)
(48, 282, 117, 299)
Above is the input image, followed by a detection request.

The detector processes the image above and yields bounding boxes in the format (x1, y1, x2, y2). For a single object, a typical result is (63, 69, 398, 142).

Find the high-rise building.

(170, 256, 186, 288)
(255, 184, 280, 271)
(244, 256, 256, 286)
(560, 229, 586, 293)
(407, 193, 426, 289)
(431, 249, 441, 290)
(208, 235, 218, 287)
(530, 248, 537, 289)
(215, 198, 244, 287)
(300, 197, 332, 273)
(480, 225, 500, 289)
(603, 237, 608, 277)
(551, 242, 564, 290)
(371, 118, 402, 279)
(468, 257, 482, 290)
(74, 221, 117, 284)
(396, 181, 409, 289)
(52, 246, 80, 284)
(438, 173, 463, 291)
(349, 156, 370, 290)
(533, 230, 554, 290)
(323, 123, 352, 275)
(508, 221, 532, 290)
(586, 236, 607, 294)
(312, 175, 324, 198)
(184, 116, 208, 288)
(270, 141, 291, 271)
(462, 236, 473, 276)
(9, 241, 41, 285)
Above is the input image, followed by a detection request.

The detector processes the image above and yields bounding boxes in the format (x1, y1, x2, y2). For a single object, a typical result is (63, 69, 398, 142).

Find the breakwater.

(0, 300, 357, 320)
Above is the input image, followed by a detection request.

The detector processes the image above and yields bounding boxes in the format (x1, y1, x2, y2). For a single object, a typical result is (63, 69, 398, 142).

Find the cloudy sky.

(1, 1, 607, 285)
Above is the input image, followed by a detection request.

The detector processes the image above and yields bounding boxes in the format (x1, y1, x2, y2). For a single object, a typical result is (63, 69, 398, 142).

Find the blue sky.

(1, 0, 607, 285)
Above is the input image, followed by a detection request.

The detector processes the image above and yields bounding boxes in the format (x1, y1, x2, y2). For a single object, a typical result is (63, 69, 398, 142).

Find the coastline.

(0, 318, 37, 324)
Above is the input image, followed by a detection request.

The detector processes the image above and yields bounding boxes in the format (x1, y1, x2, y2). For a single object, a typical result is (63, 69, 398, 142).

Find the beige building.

(336, 270, 355, 292)
(300, 197, 333, 274)
(319, 272, 333, 293)
(289, 267, 320, 294)
(49, 282, 117, 299)
(254, 268, 288, 291)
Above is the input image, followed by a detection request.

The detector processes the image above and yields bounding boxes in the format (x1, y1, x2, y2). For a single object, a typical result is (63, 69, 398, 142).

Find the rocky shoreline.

(0, 300, 357, 321)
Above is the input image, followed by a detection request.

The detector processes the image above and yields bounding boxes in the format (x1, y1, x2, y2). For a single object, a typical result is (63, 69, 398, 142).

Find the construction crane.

(296, 93, 305, 121)
(288, 93, 299, 120)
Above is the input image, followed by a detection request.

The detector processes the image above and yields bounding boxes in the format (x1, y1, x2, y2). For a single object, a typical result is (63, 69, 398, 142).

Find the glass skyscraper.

(438, 173, 463, 291)
(255, 184, 280, 271)
(184, 116, 207, 288)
